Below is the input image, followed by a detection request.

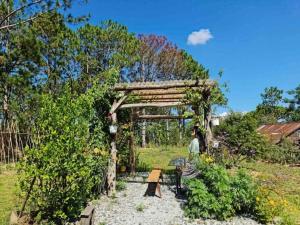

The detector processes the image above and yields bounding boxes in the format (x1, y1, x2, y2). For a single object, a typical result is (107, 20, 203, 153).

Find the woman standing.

(188, 126, 201, 160)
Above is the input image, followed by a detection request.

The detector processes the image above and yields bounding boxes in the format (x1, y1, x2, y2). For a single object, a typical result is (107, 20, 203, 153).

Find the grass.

(0, 164, 18, 225)
(242, 161, 300, 224)
(137, 145, 189, 172)
(135, 203, 145, 212)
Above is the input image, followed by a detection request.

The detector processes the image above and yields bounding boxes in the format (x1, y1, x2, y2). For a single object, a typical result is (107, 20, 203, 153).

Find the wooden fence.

(0, 121, 32, 164)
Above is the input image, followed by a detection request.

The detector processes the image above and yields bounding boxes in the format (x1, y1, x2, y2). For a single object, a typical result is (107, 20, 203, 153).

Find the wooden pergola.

(107, 79, 215, 196)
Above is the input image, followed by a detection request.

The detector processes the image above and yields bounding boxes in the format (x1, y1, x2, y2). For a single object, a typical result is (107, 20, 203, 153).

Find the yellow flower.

(256, 197, 260, 202)
(269, 200, 275, 206)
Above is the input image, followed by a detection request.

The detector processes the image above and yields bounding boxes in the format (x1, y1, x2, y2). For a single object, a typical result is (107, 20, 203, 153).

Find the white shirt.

(188, 138, 199, 154)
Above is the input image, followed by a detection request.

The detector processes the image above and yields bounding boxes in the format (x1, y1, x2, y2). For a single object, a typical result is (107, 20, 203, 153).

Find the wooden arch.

(107, 79, 215, 196)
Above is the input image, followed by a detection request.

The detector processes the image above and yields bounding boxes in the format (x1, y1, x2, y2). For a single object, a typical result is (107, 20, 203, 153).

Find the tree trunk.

(107, 113, 117, 197)
(3, 85, 9, 122)
(3, 2, 10, 122)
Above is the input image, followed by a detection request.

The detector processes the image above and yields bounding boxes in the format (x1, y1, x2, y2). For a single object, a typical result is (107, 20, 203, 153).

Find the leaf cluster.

(18, 74, 117, 223)
(185, 159, 257, 220)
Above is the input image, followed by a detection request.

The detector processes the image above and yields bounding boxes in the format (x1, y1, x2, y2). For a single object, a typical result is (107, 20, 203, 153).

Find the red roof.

(257, 122, 300, 144)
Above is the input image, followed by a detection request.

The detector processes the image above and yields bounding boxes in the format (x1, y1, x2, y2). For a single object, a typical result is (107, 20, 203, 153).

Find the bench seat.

(144, 169, 163, 198)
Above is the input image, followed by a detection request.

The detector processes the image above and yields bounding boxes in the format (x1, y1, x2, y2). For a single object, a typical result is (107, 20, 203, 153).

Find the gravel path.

(93, 182, 260, 225)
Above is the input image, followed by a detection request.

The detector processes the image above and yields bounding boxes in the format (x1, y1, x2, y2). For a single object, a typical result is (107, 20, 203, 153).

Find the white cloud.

(187, 29, 213, 45)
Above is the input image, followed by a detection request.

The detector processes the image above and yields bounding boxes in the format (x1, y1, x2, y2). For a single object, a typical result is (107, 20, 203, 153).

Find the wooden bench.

(144, 169, 163, 198)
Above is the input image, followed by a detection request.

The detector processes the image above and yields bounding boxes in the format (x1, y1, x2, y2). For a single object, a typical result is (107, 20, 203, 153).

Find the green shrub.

(185, 163, 230, 220)
(260, 139, 300, 164)
(214, 113, 267, 158)
(185, 179, 218, 219)
(185, 158, 257, 221)
(230, 169, 256, 213)
(185, 157, 294, 222)
(211, 147, 246, 169)
(254, 189, 281, 223)
(18, 76, 116, 224)
(116, 180, 126, 191)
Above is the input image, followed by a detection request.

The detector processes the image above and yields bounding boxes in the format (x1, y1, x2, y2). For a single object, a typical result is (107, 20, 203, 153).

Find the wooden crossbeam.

(119, 102, 186, 109)
(139, 94, 185, 100)
(139, 99, 183, 103)
(136, 115, 192, 120)
(114, 79, 214, 91)
(131, 88, 187, 96)
(110, 94, 127, 114)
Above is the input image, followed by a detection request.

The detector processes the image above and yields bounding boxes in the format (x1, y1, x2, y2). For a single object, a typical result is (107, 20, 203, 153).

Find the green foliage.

(230, 169, 256, 213)
(215, 112, 299, 165)
(185, 158, 257, 220)
(255, 189, 286, 224)
(285, 84, 300, 121)
(260, 139, 300, 164)
(215, 112, 267, 158)
(253, 85, 300, 124)
(77, 21, 140, 90)
(184, 179, 218, 219)
(31, 12, 79, 94)
(210, 147, 244, 168)
(116, 180, 127, 191)
(261, 86, 283, 107)
(135, 203, 145, 212)
(18, 73, 117, 223)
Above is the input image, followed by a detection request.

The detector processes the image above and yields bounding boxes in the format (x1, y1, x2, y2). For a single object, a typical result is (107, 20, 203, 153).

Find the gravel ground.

(93, 182, 260, 225)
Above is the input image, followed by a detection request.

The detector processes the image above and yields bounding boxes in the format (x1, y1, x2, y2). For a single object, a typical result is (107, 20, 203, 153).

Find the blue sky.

(71, 0, 300, 112)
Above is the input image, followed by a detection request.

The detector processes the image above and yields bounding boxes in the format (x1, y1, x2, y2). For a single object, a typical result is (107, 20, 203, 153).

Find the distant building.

(257, 122, 300, 146)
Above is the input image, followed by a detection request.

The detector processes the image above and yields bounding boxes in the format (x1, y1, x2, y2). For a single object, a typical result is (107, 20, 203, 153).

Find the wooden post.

(203, 90, 213, 154)
(204, 105, 212, 154)
(141, 108, 146, 148)
(179, 118, 182, 142)
(107, 112, 117, 197)
(129, 109, 135, 175)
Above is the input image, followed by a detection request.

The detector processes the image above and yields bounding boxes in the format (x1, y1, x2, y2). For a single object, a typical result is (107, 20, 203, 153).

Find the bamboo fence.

(0, 121, 32, 164)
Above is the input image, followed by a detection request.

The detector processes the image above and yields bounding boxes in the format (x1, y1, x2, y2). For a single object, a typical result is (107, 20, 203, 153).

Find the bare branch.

(0, 0, 44, 26)
(0, 13, 40, 31)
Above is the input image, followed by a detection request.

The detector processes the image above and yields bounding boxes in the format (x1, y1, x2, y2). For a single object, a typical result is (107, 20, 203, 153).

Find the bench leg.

(144, 182, 156, 197)
(156, 183, 162, 198)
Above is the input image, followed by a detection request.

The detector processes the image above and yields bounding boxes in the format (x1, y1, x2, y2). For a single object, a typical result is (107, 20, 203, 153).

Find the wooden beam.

(139, 94, 185, 100)
(136, 115, 193, 120)
(119, 102, 187, 109)
(109, 94, 127, 114)
(114, 79, 215, 91)
(131, 88, 187, 96)
(139, 99, 183, 103)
